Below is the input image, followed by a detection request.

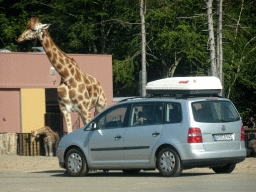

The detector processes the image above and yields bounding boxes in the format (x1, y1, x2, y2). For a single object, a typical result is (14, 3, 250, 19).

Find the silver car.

(57, 96, 246, 177)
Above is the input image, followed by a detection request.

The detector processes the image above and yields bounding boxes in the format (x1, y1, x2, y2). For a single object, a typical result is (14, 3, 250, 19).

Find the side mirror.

(91, 122, 97, 130)
(85, 122, 97, 131)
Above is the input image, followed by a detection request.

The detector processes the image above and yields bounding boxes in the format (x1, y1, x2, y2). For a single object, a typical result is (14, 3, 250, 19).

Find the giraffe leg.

(79, 109, 91, 126)
(95, 90, 107, 115)
(54, 141, 57, 156)
(44, 142, 49, 156)
(59, 103, 73, 134)
(58, 84, 73, 133)
(49, 141, 53, 157)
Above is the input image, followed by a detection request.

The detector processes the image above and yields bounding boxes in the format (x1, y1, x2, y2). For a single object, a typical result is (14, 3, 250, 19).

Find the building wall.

(0, 52, 113, 133)
(0, 88, 21, 133)
(0, 52, 113, 108)
(20, 88, 46, 133)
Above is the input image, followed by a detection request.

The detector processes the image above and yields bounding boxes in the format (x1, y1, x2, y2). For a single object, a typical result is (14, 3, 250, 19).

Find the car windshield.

(192, 100, 240, 123)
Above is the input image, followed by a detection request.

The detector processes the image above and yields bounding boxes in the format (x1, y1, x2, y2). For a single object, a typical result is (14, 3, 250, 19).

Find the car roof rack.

(146, 76, 222, 99)
(148, 93, 222, 99)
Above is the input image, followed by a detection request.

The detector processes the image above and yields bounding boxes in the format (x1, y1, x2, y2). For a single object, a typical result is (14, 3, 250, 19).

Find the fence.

(244, 126, 256, 157)
(16, 132, 67, 156)
(17, 133, 42, 156)
(0, 132, 67, 156)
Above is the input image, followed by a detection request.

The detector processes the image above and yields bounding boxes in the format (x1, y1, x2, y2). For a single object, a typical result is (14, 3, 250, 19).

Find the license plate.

(214, 134, 234, 141)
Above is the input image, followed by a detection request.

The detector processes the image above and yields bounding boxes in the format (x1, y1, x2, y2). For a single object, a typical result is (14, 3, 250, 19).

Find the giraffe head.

(31, 130, 38, 142)
(17, 17, 51, 43)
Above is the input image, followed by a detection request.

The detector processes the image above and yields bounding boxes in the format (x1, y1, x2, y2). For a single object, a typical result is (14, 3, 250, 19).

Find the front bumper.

(59, 162, 65, 168)
(57, 147, 65, 168)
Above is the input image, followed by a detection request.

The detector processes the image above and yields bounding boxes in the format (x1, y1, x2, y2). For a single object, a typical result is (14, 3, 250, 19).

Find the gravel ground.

(0, 155, 255, 173)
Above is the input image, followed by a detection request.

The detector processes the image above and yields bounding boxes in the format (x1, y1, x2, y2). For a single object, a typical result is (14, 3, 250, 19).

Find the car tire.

(122, 169, 141, 175)
(65, 148, 88, 177)
(212, 164, 236, 174)
(157, 148, 182, 177)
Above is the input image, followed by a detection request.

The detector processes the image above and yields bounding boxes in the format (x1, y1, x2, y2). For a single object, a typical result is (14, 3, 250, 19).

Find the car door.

(123, 102, 163, 164)
(88, 104, 129, 165)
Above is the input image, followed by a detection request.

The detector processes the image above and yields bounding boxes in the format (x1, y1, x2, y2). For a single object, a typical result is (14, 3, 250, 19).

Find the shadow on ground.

(32, 170, 214, 178)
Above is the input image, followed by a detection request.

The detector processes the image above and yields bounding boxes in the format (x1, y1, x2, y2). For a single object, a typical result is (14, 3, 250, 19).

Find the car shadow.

(31, 170, 66, 174)
(35, 170, 213, 178)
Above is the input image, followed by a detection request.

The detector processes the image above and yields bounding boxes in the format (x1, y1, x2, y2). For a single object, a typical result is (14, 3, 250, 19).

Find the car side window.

(165, 102, 182, 123)
(130, 103, 163, 126)
(97, 105, 128, 129)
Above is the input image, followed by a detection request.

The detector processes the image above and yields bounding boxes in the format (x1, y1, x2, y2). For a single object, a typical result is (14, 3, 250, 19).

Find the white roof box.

(146, 76, 222, 96)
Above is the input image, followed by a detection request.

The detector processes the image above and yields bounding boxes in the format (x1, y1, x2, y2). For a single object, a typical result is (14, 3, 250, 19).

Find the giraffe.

(17, 17, 107, 133)
(31, 126, 60, 157)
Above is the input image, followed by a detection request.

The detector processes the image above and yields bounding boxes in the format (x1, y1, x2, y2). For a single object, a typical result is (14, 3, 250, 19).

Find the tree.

(216, 0, 223, 96)
(140, 0, 147, 97)
(221, 0, 256, 118)
(205, 0, 217, 77)
(0, 0, 34, 51)
(146, 0, 209, 79)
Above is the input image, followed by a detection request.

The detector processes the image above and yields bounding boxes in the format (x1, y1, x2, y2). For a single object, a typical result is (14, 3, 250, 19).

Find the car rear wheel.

(65, 148, 88, 177)
(157, 148, 182, 177)
(212, 164, 236, 174)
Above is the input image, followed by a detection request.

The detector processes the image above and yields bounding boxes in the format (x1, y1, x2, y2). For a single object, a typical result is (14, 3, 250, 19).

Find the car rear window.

(192, 100, 240, 123)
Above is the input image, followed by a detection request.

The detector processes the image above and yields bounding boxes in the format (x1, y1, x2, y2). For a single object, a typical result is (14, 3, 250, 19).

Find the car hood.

(59, 127, 90, 149)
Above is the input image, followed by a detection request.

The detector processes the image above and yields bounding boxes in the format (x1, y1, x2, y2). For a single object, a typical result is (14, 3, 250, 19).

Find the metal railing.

(17, 133, 42, 156)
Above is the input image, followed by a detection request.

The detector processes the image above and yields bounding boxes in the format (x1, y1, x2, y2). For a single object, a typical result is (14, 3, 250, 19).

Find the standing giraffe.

(31, 126, 60, 157)
(17, 17, 107, 133)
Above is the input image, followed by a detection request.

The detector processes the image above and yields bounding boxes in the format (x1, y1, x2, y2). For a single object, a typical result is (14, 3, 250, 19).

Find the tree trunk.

(169, 51, 182, 77)
(216, 0, 224, 96)
(101, 22, 106, 54)
(91, 40, 97, 54)
(140, 0, 147, 97)
(205, 0, 217, 77)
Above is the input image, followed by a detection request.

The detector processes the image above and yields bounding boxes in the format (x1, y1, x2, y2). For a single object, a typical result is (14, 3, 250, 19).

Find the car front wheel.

(157, 148, 182, 177)
(65, 148, 88, 177)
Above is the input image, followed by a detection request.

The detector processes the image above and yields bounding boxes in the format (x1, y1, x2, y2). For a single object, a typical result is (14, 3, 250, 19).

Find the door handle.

(152, 132, 160, 137)
(115, 135, 122, 140)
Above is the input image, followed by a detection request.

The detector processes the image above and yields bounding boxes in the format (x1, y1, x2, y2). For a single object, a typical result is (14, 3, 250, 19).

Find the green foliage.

(0, 0, 255, 117)
(113, 58, 138, 95)
(221, 0, 256, 117)
(145, 0, 209, 79)
(0, 0, 31, 51)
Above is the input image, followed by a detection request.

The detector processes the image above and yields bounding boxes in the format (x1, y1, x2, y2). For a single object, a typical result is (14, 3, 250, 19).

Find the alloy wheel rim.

(160, 151, 175, 172)
(67, 153, 83, 173)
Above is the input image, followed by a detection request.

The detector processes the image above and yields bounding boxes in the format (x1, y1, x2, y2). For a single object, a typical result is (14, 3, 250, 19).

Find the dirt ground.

(0, 155, 255, 173)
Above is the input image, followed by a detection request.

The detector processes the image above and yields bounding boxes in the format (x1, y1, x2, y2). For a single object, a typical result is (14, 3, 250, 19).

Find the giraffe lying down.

(31, 126, 60, 157)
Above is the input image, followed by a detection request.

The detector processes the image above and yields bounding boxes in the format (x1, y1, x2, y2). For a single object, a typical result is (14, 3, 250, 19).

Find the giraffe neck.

(40, 29, 75, 80)
(35, 127, 49, 136)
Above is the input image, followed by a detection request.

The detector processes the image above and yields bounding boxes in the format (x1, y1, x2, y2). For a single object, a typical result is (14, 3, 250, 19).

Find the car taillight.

(187, 128, 203, 143)
(241, 126, 245, 141)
